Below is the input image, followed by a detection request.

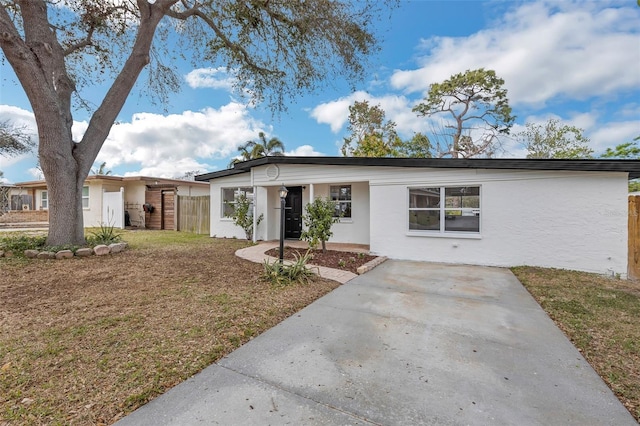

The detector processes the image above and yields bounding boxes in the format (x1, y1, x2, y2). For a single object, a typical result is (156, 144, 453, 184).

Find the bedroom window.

(330, 185, 352, 218)
(409, 186, 480, 233)
(222, 187, 254, 217)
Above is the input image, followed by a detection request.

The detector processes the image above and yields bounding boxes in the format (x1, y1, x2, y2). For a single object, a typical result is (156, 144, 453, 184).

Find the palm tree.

(228, 132, 285, 167)
(92, 161, 112, 175)
(249, 132, 285, 157)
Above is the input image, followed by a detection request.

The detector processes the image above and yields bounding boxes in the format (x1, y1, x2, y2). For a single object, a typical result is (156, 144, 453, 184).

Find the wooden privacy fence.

(178, 195, 210, 235)
(630, 195, 640, 281)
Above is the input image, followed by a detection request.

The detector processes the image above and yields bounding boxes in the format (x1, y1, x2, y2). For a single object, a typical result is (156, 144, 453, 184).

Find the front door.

(284, 186, 303, 239)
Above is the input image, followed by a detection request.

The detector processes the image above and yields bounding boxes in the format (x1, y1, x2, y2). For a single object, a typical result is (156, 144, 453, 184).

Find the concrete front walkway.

(116, 260, 634, 425)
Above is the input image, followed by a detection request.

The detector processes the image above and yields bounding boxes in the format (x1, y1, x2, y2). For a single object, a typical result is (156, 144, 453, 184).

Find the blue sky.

(1, 0, 639, 184)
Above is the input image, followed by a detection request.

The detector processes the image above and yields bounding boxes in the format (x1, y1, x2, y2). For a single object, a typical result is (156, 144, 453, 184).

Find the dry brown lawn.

(0, 231, 340, 425)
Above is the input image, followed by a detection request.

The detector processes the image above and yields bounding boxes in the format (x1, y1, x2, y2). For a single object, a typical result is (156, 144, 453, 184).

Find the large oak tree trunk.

(1, 1, 169, 245)
(38, 130, 87, 245)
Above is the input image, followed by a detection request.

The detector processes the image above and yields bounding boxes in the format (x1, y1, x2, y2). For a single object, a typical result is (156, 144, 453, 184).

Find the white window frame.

(41, 190, 48, 210)
(408, 185, 481, 237)
(41, 187, 89, 210)
(221, 187, 254, 219)
(330, 184, 352, 220)
(82, 186, 89, 209)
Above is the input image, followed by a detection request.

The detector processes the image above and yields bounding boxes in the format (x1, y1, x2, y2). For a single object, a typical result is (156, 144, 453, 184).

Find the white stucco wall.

(369, 169, 629, 277)
(207, 164, 629, 275)
(308, 182, 369, 245)
(209, 173, 255, 240)
(82, 183, 103, 227)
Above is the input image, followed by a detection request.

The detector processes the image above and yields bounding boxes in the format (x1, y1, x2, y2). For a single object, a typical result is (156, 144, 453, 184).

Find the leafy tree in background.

(301, 197, 339, 253)
(602, 136, 640, 192)
(413, 68, 515, 158)
(341, 100, 402, 157)
(601, 136, 640, 159)
(517, 119, 593, 159)
(397, 132, 433, 158)
(0, 0, 394, 245)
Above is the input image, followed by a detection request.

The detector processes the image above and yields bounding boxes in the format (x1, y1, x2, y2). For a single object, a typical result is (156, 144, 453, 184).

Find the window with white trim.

(330, 185, 351, 218)
(409, 186, 480, 233)
(42, 187, 89, 209)
(222, 187, 254, 217)
(82, 186, 89, 208)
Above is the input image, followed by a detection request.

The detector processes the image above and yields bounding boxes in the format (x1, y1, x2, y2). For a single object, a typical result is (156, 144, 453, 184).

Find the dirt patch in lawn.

(264, 246, 378, 274)
(0, 231, 340, 425)
(512, 266, 640, 422)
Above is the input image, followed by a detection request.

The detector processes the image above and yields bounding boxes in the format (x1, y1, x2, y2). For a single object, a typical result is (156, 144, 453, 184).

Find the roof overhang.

(195, 157, 640, 181)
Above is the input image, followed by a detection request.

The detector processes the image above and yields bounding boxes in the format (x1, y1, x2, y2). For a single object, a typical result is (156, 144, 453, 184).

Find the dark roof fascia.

(195, 168, 250, 182)
(196, 157, 640, 181)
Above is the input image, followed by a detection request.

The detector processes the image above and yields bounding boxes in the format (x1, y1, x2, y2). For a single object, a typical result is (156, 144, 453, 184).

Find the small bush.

(87, 223, 122, 246)
(263, 250, 317, 286)
(0, 234, 47, 253)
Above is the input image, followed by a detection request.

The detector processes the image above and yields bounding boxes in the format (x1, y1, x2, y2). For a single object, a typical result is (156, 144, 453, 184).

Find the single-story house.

(3, 175, 209, 229)
(195, 157, 640, 278)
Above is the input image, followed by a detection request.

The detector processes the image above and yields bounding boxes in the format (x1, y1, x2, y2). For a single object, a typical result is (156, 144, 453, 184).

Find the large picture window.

(330, 185, 352, 218)
(409, 186, 480, 233)
(222, 187, 254, 217)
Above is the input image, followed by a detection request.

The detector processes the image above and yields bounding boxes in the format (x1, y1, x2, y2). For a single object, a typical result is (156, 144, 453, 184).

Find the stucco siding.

(370, 171, 628, 277)
(83, 183, 104, 227)
(209, 174, 253, 240)
(309, 182, 369, 245)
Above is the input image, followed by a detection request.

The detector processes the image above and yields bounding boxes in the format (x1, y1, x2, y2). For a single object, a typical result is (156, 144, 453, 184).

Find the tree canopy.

(340, 99, 438, 158)
(0, 0, 394, 245)
(412, 68, 515, 158)
(601, 136, 640, 159)
(517, 119, 593, 159)
(341, 100, 402, 157)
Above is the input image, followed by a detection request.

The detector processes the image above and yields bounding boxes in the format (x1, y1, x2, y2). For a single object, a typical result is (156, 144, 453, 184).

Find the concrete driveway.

(117, 261, 635, 425)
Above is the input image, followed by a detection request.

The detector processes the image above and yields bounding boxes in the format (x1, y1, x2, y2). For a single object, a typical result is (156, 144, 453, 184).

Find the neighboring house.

(196, 157, 640, 278)
(3, 175, 209, 230)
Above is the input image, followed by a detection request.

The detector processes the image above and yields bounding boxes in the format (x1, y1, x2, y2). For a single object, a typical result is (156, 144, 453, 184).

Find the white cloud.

(27, 167, 43, 180)
(123, 157, 213, 179)
(310, 91, 422, 135)
(286, 145, 325, 157)
(390, 1, 640, 107)
(94, 102, 266, 178)
(185, 67, 235, 91)
(589, 121, 640, 154)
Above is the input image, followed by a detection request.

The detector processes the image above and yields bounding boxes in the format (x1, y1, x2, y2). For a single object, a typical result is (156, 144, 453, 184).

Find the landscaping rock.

(24, 250, 40, 258)
(76, 248, 93, 257)
(37, 251, 56, 259)
(109, 243, 124, 253)
(0, 250, 3, 258)
(93, 245, 111, 256)
(55, 250, 74, 259)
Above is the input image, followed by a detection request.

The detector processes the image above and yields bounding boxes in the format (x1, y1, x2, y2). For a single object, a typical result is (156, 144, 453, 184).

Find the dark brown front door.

(284, 186, 303, 239)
